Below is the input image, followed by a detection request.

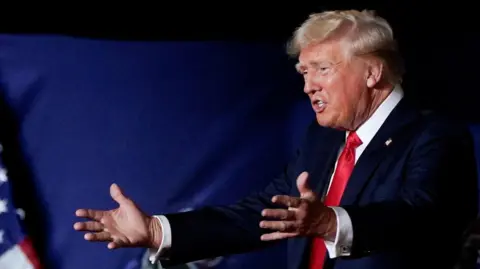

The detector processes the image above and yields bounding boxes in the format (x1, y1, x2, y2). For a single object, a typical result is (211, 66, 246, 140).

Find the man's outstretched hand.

(74, 183, 162, 249)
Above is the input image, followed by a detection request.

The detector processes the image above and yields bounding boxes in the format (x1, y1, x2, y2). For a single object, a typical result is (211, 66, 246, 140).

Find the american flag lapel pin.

(385, 138, 392, 146)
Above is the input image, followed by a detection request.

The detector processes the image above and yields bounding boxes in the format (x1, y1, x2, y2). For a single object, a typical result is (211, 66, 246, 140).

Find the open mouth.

(312, 98, 326, 113)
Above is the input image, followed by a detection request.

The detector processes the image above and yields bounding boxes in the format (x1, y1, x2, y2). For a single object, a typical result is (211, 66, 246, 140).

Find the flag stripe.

(19, 237, 41, 269)
(0, 244, 35, 269)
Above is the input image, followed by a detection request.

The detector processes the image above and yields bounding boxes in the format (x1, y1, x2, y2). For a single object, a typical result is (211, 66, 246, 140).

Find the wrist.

(322, 208, 338, 241)
(147, 216, 163, 249)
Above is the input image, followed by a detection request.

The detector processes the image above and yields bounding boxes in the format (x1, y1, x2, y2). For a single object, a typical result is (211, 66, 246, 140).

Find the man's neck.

(351, 84, 396, 131)
(350, 85, 404, 147)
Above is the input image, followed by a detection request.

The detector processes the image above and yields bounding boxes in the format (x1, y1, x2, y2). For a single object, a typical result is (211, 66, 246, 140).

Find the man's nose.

(304, 77, 319, 94)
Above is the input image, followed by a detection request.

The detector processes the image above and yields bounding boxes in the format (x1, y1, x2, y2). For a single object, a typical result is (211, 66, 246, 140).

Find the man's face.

(297, 40, 372, 130)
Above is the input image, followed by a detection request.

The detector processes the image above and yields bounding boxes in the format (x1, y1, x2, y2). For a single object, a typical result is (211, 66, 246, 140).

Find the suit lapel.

(310, 127, 345, 198)
(339, 99, 420, 205)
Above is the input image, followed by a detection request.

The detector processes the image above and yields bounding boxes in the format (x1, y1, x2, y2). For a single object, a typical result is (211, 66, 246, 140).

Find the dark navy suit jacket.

(163, 98, 478, 269)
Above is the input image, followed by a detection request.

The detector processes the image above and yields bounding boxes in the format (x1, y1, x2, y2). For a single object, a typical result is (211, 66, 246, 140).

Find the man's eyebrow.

(295, 61, 329, 72)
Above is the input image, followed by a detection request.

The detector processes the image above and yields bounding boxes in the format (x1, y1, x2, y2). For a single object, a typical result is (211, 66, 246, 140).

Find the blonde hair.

(287, 9, 404, 84)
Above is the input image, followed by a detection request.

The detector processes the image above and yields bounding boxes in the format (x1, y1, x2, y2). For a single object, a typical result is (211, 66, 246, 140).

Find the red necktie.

(309, 132, 362, 269)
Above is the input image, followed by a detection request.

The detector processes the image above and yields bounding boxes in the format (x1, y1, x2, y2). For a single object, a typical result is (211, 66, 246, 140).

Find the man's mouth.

(312, 98, 326, 112)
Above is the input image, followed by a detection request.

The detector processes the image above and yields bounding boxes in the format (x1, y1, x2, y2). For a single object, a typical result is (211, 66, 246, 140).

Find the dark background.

(1, 2, 479, 123)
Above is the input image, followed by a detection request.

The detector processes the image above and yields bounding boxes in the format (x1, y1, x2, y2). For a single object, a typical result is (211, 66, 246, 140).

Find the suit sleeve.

(158, 123, 318, 266)
(159, 158, 297, 266)
(342, 120, 478, 259)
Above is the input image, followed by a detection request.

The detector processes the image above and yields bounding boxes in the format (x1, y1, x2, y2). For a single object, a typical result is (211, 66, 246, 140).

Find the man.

(73, 10, 478, 269)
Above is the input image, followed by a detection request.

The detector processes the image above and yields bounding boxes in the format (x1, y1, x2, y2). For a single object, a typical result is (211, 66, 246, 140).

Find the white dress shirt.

(149, 85, 404, 264)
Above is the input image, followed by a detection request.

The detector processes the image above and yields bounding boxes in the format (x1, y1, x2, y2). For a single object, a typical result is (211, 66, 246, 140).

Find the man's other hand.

(73, 183, 162, 249)
(260, 172, 337, 241)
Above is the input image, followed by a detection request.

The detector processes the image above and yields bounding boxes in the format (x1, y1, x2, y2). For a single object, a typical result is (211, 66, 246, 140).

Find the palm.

(106, 201, 150, 245)
(74, 184, 152, 249)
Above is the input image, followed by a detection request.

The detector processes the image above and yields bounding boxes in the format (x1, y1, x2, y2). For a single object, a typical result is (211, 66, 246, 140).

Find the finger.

(272, 195, 302, 208)
(260, 220, 296, 232)
(261, 232, 298, 241)
(262, 208, 296, 220)
(84, 231, 112, 242)
(296, 172, 315, 200)
(75, 209, 105, 221)
(110, 183, 130, 205)
(107, 238, 124, 249)
(74, 221, 104, 232)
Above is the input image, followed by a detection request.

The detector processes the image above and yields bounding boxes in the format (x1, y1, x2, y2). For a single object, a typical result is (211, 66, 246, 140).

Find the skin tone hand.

(259, 172, 337, 241)
(73, 183, 162, 249)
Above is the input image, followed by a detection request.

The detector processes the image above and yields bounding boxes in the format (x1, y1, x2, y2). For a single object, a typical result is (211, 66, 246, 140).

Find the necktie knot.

(346, 132, 362, 149)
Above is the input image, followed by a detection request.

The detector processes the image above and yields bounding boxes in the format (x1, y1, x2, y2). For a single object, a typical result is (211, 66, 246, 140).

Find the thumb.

(296, 172, 315, 199)
(110, 183, 130, 205)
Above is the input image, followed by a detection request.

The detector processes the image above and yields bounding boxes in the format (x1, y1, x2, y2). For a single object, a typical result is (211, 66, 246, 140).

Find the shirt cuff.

(148, 215, 172, 264)
(324, 206, 353, 258)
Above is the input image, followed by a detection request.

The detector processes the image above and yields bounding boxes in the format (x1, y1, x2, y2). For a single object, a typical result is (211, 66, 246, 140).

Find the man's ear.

(366, 60, 384, 88)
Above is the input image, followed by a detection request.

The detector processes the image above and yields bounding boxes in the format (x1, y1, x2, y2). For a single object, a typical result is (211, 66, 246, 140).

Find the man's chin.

(315, 115, 342, 130)
(315, 116, 333, 128)
(315, 113, 332, 124)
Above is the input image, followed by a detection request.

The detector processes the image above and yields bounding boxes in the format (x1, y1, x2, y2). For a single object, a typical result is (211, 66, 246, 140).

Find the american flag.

(0, 152, 41, 269)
